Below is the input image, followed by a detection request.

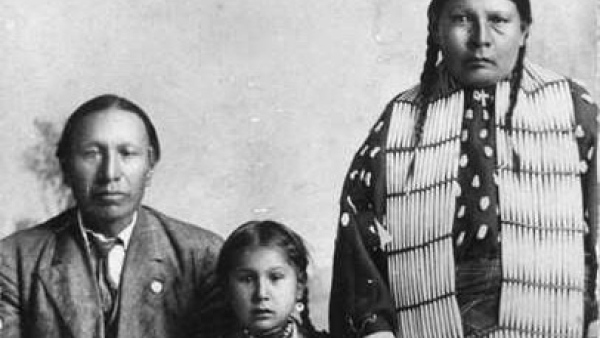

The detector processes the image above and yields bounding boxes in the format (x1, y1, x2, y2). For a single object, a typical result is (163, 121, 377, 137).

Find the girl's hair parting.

(217, 220, 327, 337)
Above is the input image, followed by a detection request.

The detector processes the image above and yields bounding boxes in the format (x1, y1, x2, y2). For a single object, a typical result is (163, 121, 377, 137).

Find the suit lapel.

(116, 208, 179, 337)
(37, 211, 103, 338)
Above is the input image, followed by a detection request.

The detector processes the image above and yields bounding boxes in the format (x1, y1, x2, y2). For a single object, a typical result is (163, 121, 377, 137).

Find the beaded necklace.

(242, 318, 295, 338)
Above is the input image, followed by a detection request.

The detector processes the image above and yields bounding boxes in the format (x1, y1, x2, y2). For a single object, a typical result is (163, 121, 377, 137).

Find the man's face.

(64, 108, 154, 228)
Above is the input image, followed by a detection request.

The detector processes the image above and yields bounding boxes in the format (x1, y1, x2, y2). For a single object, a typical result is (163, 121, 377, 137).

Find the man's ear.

(145, 148, 157, 187)
(60, 160, 73, 188)
(145, 168, 154, 187)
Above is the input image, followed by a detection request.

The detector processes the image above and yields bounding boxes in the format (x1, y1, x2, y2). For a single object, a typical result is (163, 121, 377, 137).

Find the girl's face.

(228, 245, 304, 335)
(436, 0, 529, 87)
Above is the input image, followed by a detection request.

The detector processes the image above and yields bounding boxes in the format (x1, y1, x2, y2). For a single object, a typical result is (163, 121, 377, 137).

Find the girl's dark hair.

(56, 94, 161, 167)
(413, 0, 532, 149)
(217, 220, 324, 336)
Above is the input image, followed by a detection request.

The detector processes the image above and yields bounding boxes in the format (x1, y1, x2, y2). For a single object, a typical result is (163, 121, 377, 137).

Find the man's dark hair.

(56, 94, 161, 168)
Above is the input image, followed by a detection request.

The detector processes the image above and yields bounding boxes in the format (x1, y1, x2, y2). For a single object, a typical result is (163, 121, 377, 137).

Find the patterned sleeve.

(329, 103, 396, 338)
(570, 79, 599, 329)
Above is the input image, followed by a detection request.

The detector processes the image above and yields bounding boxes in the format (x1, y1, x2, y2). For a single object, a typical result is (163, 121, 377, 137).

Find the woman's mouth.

(466, 57, 494, 66)
(251, 308, 274, 318)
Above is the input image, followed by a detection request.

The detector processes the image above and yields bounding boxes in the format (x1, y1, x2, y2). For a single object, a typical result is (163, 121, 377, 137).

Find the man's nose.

(99, 152, 122, 181)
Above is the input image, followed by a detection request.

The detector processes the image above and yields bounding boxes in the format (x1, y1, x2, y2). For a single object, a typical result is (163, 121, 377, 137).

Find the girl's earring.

(295, 302, 305, 313)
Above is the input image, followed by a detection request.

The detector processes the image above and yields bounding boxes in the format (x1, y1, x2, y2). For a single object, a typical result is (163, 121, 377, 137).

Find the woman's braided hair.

(412, 0, 532, 151)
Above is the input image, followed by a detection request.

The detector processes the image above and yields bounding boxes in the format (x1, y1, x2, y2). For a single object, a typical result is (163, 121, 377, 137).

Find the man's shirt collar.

(77, 210, 137, 251)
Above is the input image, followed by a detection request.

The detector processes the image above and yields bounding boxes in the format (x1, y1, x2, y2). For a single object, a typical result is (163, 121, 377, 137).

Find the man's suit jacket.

(0, 206, 229, 338)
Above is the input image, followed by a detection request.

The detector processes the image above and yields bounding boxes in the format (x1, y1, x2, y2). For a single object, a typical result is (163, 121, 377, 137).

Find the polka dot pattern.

(454, 87, 500, 261)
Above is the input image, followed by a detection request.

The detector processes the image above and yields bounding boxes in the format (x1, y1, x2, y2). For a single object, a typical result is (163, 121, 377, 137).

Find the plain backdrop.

(0, 0, 597, 329)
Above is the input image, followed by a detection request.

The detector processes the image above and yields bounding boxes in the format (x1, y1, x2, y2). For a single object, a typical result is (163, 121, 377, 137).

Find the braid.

(407, 26, 440, 179)
(506, 46, 526, 168)
(505, 46, 526, 132)
(298, 288, 328, 337)
(414, 32, 440, 148)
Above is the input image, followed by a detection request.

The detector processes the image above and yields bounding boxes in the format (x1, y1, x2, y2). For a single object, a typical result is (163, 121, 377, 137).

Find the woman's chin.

(458, 72, 506, 88)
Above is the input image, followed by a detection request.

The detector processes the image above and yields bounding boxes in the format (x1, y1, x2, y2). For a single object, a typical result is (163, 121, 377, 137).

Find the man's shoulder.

(0, 209, 76, 266)
(1, 209, 75, 251)
(140, 206, 224, 248)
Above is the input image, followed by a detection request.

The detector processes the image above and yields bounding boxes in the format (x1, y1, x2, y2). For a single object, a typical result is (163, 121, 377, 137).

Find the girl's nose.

(253, 279, 269, 301)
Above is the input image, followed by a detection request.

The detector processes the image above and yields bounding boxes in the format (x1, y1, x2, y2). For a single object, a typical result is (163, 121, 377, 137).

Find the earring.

(295, 302, 305, 313)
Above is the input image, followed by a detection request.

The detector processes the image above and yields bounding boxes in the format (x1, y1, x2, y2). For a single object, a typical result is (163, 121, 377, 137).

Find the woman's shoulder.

(389, 83, 422, 105)
(569, 78, 599, 139)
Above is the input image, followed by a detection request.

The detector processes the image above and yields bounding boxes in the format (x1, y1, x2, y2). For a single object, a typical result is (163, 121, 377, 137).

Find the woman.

(329, 0, 598, 337)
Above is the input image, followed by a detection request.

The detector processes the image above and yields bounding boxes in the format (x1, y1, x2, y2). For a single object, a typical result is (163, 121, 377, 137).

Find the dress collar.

(426, 59, 567, 102)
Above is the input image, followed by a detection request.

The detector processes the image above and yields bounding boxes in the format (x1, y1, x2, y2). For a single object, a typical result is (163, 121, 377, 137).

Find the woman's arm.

(330, 106, 397, 338)
(571, 79, 599, 333)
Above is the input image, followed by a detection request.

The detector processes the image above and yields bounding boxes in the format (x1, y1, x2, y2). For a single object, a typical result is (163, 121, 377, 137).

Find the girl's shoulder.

(296, 322, 331, 338)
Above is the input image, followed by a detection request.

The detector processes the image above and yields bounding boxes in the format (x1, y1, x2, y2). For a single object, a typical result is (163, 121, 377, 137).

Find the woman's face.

(227, 246, 304, 335)
(436, 0, 529, 87)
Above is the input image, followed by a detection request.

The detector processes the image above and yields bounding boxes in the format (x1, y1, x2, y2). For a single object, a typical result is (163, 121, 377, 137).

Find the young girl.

(216, 220, 329, 338)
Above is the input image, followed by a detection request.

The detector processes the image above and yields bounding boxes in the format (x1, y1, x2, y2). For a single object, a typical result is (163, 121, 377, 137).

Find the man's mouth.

(93, 191, 127, 202)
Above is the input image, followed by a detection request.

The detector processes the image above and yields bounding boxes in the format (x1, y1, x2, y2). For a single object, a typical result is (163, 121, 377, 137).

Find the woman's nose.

(471, 21, 491, 48)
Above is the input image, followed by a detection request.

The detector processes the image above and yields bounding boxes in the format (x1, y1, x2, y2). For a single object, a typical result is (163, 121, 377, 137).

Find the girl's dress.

(330, 61, 599, 338)
(221, 318, 330, 338)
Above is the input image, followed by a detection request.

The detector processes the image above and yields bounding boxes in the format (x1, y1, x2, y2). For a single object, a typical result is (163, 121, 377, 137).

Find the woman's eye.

(450, 14, 470, 24)
(80, 149, 101, 159)
(235, 275, 254, 283)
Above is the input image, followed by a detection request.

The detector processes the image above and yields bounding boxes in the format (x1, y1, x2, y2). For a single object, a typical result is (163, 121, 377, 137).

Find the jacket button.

(150, 280, 164, 294)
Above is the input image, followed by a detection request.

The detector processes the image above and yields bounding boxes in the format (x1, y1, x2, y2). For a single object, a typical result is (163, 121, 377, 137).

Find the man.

(0, 94, 228, 338)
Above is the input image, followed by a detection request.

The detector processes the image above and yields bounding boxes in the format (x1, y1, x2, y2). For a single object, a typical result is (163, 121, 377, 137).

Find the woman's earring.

(295, 302, 305, 313)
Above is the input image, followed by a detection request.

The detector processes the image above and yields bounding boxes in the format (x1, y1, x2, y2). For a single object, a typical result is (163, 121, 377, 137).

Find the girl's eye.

(269, 272, 286, 282)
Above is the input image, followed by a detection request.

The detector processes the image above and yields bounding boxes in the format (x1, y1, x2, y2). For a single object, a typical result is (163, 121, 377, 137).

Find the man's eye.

(120, 149, 141, 158)
(490, 16, 509, 24)
(80, 149, 101, 158)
